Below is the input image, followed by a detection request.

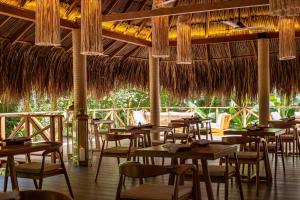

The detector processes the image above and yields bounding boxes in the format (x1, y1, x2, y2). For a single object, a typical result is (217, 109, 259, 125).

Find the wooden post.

(149, 48, 161, 140)
(258, 38, 270, 126)
(0, 117, 5, 139)
(72, 29, 88, 166)
(51, 95, 58, 111)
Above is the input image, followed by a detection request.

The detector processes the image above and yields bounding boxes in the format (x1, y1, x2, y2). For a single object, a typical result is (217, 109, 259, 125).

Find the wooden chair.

(221, 136, 269, 195)
(3, 145, 73, 198)
(116, 162, 200, 200)
(211, 113, 231, 135)
(165, 123, 190, 143)
(199, 120, 213, 141)
(95, 133, 137, 182)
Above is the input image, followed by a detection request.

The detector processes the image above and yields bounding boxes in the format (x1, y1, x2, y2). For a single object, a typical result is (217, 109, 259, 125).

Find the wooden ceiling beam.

(169, 32, 300, 46)
(11, 22, 34, 42)
(0, 17, 11, 28)
(102, 29, 151, 46)
(102, 0, 269, 22)
(65, 0, 80, 17)
(121, 46, 140, 62)
(104, 0, 120, 15)
(110, 43, 127, 58)
(61, 31, 72, 42)
(0, 3, 151, 47)
(104, 40, 117, 52)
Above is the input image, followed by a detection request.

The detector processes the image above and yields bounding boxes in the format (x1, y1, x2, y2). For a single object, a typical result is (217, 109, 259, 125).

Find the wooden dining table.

(0, 142, 61, 191)
(135, 144, 237, 200)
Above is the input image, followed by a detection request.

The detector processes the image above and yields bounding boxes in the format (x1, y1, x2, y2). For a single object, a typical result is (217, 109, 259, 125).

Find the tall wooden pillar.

(72, 29, 88, 166)
(258, 38, 270, 126)
(149, 48, 160, 140)
(51, 95, 58, 111)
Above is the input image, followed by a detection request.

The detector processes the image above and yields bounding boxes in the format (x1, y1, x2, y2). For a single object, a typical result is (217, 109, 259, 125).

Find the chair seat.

(152, 140, 165, 146)
(120, 184, 192, 200)
(15, 162, 61, 174)
(198, 165, 236, 177)
(103, 146, 135, 154)
(235, 152, 264, 160)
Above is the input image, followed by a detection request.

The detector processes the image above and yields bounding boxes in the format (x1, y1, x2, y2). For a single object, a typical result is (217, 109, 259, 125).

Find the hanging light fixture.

(269, 0, 299, 60)
(152, 0, 169, 58)
(35, 0, 61, 46)
(279, 17, 296, 60)
(177, 15, 192, 64)
(269, 0, 300, 16)
(81, 0, 103, 55)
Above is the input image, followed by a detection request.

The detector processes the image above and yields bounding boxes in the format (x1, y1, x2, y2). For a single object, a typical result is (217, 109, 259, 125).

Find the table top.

(171, 118, 212, 124)
(91, 119, 114, 125)
(224, 128, 286, 137)
(135, 144, 236, 160)
(0, 142, 61, 157)
(110, 126, 171, 133)
(269, 120, 300, 128)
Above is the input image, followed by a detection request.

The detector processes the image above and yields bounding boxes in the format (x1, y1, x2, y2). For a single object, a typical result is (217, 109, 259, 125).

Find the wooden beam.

(19, 0, 27, 7)
(102, 29, 151, 47)
(65, 0, 79, 17)
(111, 0, 135, 30)
(109, 43, 127, 58)
(0, 3, 78, 29)
(61, 31, 72, 42)
(104, 40, 117, 52)
(169, 32, 300, 46)
(121, 46, 140, 61)
(11, 22, 34, 42)
(0, 17, 11, 28)
(104, 0, 120, 15)
(102, 0, 269, 22)
(0, 3, 151, 47)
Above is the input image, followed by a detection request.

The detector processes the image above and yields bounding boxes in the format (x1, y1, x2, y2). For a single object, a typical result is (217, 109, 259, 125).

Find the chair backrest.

(270, 112, 281, 120)
(20, 190, 71, 200)
(119, 162, 169, 178)
(133, 110, 147, 125)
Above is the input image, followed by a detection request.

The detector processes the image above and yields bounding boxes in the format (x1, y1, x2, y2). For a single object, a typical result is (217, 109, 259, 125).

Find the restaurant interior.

(0, 0, 300, 199)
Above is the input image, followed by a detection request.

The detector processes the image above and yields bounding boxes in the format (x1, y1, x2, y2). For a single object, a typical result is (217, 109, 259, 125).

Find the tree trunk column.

(72, 29, 88, 166)
(149, 48, 160, 140)
(258, 38, 270, 126)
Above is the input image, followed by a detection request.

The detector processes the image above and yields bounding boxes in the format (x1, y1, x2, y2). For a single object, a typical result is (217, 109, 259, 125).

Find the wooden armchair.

(221, 136, 269, 195)
(116, 162, 199, 200)
(95, 134, 137, 182)
(4, 145, 73, 198)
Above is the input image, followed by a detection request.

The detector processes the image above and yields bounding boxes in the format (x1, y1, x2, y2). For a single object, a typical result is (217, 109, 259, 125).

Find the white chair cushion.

(270, 112, 281, 120)
(133, 110, 147, 125)
(120, 184, 192, 200)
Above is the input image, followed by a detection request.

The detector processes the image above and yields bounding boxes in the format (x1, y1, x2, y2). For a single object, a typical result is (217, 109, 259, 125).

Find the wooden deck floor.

(0, 154, 299, 200)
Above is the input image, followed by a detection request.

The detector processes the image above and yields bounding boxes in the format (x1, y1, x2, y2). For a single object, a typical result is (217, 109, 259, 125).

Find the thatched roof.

(0, 0, 300, 101)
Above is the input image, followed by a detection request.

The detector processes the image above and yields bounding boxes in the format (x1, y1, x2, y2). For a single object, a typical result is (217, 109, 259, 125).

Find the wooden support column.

(258, 38, 270, 126)
(149, 48, 160, 140)
(51, 95, 58, 111)
(72, 29, 88, 166)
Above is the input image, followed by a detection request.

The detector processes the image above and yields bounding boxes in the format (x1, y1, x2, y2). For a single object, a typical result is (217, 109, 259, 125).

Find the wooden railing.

(0, 112, 64, 142)
(87, 106, 300, 128)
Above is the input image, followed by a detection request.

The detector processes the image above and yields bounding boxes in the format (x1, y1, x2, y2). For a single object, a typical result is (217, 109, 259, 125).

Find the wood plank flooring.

(0, 154, 299, 200)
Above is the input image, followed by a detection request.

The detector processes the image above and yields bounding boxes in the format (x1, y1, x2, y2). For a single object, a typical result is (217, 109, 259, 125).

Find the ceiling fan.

(222, 9, 273, 31)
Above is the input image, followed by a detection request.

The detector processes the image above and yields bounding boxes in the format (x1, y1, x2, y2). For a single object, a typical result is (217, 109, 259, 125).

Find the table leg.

(263, 143, 272, 183)
(7, 156, 19, 191)
(168, 158, 178, 185)
(201, 159, 214, 200)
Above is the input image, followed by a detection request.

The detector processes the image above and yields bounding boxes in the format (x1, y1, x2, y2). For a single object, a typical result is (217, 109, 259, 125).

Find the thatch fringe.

(0, 37, 300, 102)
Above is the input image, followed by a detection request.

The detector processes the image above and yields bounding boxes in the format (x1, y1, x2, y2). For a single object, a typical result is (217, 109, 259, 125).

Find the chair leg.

(33, 179, 38, 189)
(63, 170, 74, 198)
(95, 154, 103, 182)
(256, 163, 260, 196)
(3, 164, 8, 192)
(38, 177, 43, 189)
(225, 179, 229, 200)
